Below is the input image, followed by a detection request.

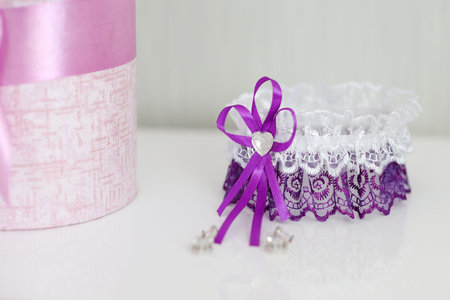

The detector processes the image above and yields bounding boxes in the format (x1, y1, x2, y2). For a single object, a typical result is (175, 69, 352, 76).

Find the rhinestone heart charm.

(251, 131, 274, 156)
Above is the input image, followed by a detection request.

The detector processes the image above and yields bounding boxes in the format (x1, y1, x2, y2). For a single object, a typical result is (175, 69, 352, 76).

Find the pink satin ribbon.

(215, 77, 297, 246)
(0, 0, 136, 201)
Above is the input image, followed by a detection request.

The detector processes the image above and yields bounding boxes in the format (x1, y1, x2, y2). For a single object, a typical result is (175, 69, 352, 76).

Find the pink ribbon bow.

(215, 77, 297, 246)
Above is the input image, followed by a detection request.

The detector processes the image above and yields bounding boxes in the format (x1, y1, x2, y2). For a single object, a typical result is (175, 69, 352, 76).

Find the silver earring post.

(265, 226, 294, 252)
(192, 226, 218, 253)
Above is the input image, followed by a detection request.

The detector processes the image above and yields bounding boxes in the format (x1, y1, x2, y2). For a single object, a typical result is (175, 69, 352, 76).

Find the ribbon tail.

(217, 154, 262, 216)
(0, 102, 10, 203)
(264, 156, 290, 221)
(215, 164, 263, 244)
(249, 172, 267, 246)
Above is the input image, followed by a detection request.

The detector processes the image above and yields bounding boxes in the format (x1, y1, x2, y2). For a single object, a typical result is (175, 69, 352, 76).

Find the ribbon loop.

(251, 76, 282, 131)
(217, 104, 258, 148)
(271, 108, 297, 152)
(216, 76, 297, 246)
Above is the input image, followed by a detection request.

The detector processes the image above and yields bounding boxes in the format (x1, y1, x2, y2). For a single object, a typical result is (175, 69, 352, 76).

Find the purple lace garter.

(216, 78, 421, 245)
(224, 159, 410, 221)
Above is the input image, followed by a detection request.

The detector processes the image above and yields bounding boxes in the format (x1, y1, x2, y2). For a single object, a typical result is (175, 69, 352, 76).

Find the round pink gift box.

(0, 0, 137, 229)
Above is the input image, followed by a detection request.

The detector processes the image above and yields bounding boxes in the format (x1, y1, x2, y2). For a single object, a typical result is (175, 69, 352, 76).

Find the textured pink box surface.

(0, 60, 137, 230)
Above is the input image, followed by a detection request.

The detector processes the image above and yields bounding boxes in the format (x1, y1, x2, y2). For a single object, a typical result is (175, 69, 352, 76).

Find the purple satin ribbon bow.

(215, 76, 297, 246)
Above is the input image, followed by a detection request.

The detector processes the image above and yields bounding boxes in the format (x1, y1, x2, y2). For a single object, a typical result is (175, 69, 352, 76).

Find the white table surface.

(0, 129, 449, 300)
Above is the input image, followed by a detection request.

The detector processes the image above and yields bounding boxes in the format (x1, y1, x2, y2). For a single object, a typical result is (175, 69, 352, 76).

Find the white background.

(136, 0, 450, 135)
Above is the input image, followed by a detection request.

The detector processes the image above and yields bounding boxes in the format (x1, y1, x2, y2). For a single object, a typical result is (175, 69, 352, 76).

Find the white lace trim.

(226, 81, 421, 176)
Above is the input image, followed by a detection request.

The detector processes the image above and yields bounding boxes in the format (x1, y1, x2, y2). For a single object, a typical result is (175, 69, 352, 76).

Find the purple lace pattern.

(223, 160, 410, 221)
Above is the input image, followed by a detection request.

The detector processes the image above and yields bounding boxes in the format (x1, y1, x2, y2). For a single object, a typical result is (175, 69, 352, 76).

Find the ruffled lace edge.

(226, 81, 421, 176)
(230, 81, 421, 136)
